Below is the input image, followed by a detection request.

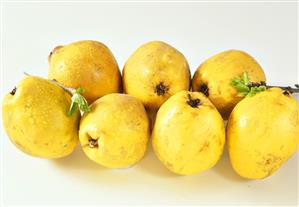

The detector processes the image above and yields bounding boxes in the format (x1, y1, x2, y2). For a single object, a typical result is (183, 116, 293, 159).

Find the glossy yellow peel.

(123, 41, 191, 110)
(48, 40, 122, 104)
(152, 91, 225, 175)
(227, 88, 299, 179)
(2, 76, 80, 158)
(79, 93, 150, 168)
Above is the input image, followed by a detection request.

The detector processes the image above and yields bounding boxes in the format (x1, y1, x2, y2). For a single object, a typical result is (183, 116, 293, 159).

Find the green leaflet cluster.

(68, 87, 90, 116)
(231, 72, 267, 97)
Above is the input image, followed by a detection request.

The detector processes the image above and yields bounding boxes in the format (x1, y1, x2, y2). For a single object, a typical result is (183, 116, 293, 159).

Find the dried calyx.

(187, 94, 201, 108)
(88, 138, 99, 148)
(155, 82, 169, 96)
(231, 72, 299, 97)
(10, 87, 17, 95)
(198, 84, 209, 97)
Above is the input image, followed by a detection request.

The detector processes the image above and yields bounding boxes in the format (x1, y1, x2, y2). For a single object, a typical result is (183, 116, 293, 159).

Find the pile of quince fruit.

(3, 40, 299, 180)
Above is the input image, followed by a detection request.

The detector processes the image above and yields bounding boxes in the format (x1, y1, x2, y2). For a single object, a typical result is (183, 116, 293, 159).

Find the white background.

(1, 2, 298, 206)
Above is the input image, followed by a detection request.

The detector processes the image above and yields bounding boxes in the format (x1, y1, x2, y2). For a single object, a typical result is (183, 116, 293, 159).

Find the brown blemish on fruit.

(198, 141, 210, 153)
(198, 83, 209, 97)
(258, 154, 283, 177)
(166, 162, 173, 168)
(120, 146, 127, 156)
(275, 101, 284, 106)
(14, 140, 24, 148)
(10, 87, 17, 95)
(265, 158, 271, 165)
(187, 94, 201, 108)
(179, 166, 185, 172)
(155, 82, 169, 96)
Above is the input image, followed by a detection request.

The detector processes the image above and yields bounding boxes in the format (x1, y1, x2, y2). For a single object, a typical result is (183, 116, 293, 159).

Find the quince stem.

(231, 72, 299, 97)
(266, 84, 299, 93)
(24, 72, 90, 116)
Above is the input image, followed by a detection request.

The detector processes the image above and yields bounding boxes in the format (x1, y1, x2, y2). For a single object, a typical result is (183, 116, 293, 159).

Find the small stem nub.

(49, 79, 75, 95)
(187, 94, 201, 108)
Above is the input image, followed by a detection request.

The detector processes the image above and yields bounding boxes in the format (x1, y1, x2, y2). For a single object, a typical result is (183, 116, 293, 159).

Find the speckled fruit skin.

(227, 88, 299, 179)
(152, 91, 225, 175)
(48, 40, 122, 104)
(192, 50, 266, 119)
(123, 41, 191, 110)
(2, 76, 80, 158)
(79, 93, 150, 168)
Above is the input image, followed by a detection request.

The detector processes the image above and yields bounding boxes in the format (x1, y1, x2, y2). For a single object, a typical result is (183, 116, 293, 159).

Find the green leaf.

(68, 101, 78, 116)
(68, 87, 90, 116)
(77, 94, 90, 113)
(75, 87, 85, 94)
(259, 86, 266, 91)
(247, 86, 267, 97)
(231, 79, 242, 86)
(237, 92, 248, 97)
(242, 72, 249, 86)
(234, 83, 250, 92)
(231, 77, 250, 93)
(231, 72, 266, 98)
